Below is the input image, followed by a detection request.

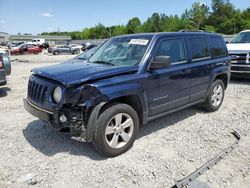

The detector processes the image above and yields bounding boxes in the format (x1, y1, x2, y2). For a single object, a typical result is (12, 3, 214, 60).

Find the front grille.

(28, 79, 48, 104)
(230, 53, 250, 64)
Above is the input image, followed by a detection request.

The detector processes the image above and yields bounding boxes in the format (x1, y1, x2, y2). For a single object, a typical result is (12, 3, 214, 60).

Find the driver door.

(145, 37, 191, 117)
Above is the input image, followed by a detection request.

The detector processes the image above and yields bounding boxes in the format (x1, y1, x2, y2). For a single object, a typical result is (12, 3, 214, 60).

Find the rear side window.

(189, 37, 210, 60)
(154, 38, 186, 64)
(210, 37, 227, 57)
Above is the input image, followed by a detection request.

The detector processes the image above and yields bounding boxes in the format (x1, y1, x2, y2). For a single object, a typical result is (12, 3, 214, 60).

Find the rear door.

(145, 37, 191, 117)
(187, 36, 212, 102)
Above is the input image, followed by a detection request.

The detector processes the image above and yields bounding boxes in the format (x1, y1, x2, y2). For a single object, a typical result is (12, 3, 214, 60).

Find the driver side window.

(154, 38, 187, 65)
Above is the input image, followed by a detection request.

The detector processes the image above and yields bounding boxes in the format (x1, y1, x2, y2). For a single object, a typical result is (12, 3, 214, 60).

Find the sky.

(0, 0, 249, 35)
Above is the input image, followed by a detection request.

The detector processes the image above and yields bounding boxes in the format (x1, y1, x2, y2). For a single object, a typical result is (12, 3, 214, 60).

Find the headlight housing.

(53, 86, 62, 103)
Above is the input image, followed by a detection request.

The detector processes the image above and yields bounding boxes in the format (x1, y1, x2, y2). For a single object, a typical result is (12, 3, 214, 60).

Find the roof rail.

(179, 30, 205, 32)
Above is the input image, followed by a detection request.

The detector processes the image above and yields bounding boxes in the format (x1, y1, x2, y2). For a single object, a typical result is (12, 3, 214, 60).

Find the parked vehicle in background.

(24, 32, 230, 156)
(0, 53, 11, 86)
(81, 42, 98, 51)
(0, 48, 10, 56)
(69, 44, 82, 50)
(30, 39, 49, 49)
(227, 30, 250, 78)
(32, 38, 45, 46)
(40, 42, 49, 49)
(10, 44, 42, 55)
(61, 47, 99, 65)
(73, 46, 98, 61)
(48, 45, 81, 55)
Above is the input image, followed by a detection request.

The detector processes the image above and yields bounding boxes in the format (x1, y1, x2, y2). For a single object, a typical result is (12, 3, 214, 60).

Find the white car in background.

(227, 30, 250, 78)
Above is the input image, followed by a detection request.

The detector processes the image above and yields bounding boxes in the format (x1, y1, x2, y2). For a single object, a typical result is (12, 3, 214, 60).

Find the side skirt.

(147, 99, 205, 122)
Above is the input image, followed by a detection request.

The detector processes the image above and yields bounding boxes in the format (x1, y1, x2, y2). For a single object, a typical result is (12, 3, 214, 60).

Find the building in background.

(0, 32, 10, 44)
(10, 35, 71, 45)
(0, 32, 71, 45)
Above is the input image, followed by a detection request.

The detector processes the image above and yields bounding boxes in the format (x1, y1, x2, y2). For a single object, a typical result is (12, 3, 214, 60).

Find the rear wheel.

(203, 79, 225, 111)
(93, 103, 139, 157)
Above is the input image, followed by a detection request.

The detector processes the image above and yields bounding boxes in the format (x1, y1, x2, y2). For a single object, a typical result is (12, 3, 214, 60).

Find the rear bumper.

(23, 98, 52, 121)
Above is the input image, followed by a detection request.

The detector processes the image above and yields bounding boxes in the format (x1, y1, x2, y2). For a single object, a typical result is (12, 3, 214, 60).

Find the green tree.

(126, 17, 141, 34)
(112, 25, 126, 36)
(202, 25, 216, 32)
(187, 2, 209, 29)
(206, 0, 236, 34)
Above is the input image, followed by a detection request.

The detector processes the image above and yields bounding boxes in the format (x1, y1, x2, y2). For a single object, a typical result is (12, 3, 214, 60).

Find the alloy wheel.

(105, 113, 134, 149)
(211, 84, 223, 107)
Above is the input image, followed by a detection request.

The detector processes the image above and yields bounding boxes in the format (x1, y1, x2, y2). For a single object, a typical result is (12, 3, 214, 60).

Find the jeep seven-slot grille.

(28, 80, 48, 104)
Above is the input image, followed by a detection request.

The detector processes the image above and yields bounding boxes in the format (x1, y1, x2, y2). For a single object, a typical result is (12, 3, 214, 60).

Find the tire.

(203, 79, 225, 112)
(53, 51, 59, 55)
(73, 50, 80, 54)
(93, 103, 139, 157)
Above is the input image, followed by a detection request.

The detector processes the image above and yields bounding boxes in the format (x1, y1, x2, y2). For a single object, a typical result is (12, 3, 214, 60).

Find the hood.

(32, 62, 137, 87)
(227, 43, 250, 53)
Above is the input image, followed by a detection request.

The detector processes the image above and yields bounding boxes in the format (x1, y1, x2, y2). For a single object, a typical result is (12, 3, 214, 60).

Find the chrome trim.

(26, 99, 53, 114)
(246, 52, 250, 64)
(231, 70, 250, 73)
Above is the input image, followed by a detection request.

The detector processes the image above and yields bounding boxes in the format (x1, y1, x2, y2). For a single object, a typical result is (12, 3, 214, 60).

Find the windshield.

(75, 47, 98, 60)
(230, 32, 250, 43)
(88, 36, 152, 67)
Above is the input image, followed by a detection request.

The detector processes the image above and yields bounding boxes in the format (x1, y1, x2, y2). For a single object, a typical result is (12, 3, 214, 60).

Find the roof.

(113, 31, 221, 39)
(241, 30, 250, 33)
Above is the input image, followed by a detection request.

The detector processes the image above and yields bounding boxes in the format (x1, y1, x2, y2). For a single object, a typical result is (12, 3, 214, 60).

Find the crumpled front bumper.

(23, 98, 106, 142)
(23, 98, 53, 122)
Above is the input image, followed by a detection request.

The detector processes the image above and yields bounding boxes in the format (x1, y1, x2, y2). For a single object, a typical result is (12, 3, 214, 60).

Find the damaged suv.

(24, 32, 230, 156)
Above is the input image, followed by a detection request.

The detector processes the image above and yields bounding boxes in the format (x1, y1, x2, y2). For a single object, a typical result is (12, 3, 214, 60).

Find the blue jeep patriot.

(24, 32, 231, 156)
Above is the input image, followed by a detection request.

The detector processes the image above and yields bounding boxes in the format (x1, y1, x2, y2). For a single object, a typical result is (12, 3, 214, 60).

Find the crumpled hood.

(32, 62, 137, 87)
(227, 43, 250, 53)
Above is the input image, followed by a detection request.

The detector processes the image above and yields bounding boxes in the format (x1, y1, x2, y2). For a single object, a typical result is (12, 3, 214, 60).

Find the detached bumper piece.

(172, 130, 241, 188)
(23, 99, 52, 121)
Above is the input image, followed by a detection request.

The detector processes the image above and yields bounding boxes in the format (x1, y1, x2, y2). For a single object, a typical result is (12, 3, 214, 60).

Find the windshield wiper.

(91, 60, 115, 66)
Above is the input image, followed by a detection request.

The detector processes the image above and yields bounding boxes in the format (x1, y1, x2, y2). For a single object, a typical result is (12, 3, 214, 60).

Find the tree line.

(41, 0, 250, 39)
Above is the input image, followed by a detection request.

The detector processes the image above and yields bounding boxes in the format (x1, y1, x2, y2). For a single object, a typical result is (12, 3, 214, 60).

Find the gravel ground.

(0, 54, 249, 188)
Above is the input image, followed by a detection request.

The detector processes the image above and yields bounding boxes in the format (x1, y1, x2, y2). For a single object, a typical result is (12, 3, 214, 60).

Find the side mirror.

(150, 56, 172, 69)
(225, 41, 229, 44)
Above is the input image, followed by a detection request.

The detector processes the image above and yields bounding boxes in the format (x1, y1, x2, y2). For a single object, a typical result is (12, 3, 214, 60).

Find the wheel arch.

(214, 73, 229, 89)
(99, 95, 143, 126)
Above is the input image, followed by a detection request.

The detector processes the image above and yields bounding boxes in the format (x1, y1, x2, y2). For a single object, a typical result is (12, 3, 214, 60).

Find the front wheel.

(93, 103, 139, 157)
(203, 79, 225, 111)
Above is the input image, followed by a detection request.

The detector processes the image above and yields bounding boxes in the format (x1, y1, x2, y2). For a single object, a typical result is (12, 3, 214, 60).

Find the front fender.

(81, 82, 148, 141)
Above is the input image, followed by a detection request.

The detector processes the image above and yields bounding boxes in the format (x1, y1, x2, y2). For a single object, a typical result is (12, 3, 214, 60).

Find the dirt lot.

(0, 54, 249, 188)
